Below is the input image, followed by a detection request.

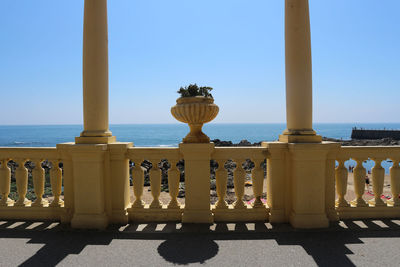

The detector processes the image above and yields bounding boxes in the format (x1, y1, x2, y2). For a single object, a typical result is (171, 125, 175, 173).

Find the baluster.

(215, 160, 228, 209)
(132, 160, 145, 208)
(167, 160, 180, 209)
(15, 159, 31, 206)
(0, 159, 14, 206)
(335, 159, 349, 207)
(149, 159, 162, 209)
(369, 159, 385, 206)
(233, 159, 246, 209)
(351, 158, 367, 207)
(50, 160, 64, 207)
(251, 159, 264, 208)
(388, 160, 400, 207)
(32, 159, 48, 207)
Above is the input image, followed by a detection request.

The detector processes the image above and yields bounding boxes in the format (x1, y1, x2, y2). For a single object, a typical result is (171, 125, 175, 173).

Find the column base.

(289, 212, 329, 229)
(182, 209, 214, 224)
(268, 209, 286, 223)
(109, 210, 129, 225)
(71, 213, 108, 230)
(75, 136, 116, 144)
(326, 208, 339, 221)
(279, 134, 322, 143)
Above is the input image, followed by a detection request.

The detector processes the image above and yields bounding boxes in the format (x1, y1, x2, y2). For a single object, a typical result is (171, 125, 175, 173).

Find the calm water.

(1, 123, 400, 147)
(1, 123, 399, 173)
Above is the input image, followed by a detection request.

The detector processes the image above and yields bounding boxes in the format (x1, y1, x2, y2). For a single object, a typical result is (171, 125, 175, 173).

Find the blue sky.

(0, 0, 399, 125)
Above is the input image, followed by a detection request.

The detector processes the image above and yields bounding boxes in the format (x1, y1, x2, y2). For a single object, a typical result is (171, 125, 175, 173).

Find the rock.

(211, 139, 233, 147)
(211, 139, 261, 147)
(322, 137, 400, 146)
(238, 140, 252, 146)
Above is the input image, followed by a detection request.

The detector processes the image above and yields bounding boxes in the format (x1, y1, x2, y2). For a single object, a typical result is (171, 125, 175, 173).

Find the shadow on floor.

(0, 219, 399, 266)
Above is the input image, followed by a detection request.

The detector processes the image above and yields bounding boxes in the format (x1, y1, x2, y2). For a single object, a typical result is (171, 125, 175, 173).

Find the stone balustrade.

(212, 147, 269, 221)
(126, 146, 269, 222)
(127, 147, 183, 222)
(0, 147, 66, 221)
(335, 146, 400, 219)
(0, 143, 399, 228)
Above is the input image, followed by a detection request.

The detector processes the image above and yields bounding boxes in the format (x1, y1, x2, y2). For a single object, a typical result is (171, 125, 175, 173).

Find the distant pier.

(351, 127, 400, 140)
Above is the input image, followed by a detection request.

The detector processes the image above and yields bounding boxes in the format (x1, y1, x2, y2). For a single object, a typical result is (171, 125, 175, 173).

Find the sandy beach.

(342, 173, 393, 202)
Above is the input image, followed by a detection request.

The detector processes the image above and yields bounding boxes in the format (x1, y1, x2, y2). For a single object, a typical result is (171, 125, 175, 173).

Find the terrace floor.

(1, 219, 400, 266)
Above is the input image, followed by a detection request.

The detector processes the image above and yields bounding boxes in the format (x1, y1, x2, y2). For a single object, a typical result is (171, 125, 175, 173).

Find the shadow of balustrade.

(0, 219, 400, 266)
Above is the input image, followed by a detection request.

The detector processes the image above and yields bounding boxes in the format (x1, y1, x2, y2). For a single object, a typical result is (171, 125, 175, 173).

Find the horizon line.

(1, 122, 400, 127)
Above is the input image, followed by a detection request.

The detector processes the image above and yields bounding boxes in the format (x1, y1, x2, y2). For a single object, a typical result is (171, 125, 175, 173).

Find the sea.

(1, 123, 399, 173)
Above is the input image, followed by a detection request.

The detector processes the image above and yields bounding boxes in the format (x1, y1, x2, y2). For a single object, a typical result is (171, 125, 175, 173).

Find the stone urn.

(171, 96, 219, 143)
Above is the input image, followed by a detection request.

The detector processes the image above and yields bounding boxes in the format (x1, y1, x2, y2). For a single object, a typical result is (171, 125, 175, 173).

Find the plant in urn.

(171, 84, 219, 143)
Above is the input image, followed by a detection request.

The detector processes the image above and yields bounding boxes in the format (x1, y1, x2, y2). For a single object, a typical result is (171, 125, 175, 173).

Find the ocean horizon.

(1, 123, 399, 173)
(1, 123, 400, 147)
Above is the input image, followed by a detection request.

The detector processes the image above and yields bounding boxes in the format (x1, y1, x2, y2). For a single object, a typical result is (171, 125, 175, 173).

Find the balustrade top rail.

(337, 146, 400, 160)
(127, 147, 181, 161)
(212, 147, 268, 160)
(127, 146, 269, 161)
(0, 147, 58, 160)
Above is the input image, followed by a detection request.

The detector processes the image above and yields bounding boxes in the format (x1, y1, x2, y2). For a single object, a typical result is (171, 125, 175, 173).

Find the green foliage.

(177, 84, 213, 98)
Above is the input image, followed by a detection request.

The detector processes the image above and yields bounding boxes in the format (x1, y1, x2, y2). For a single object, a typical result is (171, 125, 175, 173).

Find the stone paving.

(1, 219, 400, 266)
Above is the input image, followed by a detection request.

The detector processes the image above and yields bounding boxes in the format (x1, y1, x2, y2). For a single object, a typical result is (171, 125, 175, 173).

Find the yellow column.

(76, 0, 116, 144)
(280, 0, 321, 143)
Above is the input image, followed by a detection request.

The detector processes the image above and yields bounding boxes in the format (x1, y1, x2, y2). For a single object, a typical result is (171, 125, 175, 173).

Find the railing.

(1, 143, 400, 228)
(335, 146, 400, 219)
(0, 147, 65, 220)
(126, 146, 269, 222)
(212, 147, 268, 221)
(127, 147, 183, 222)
